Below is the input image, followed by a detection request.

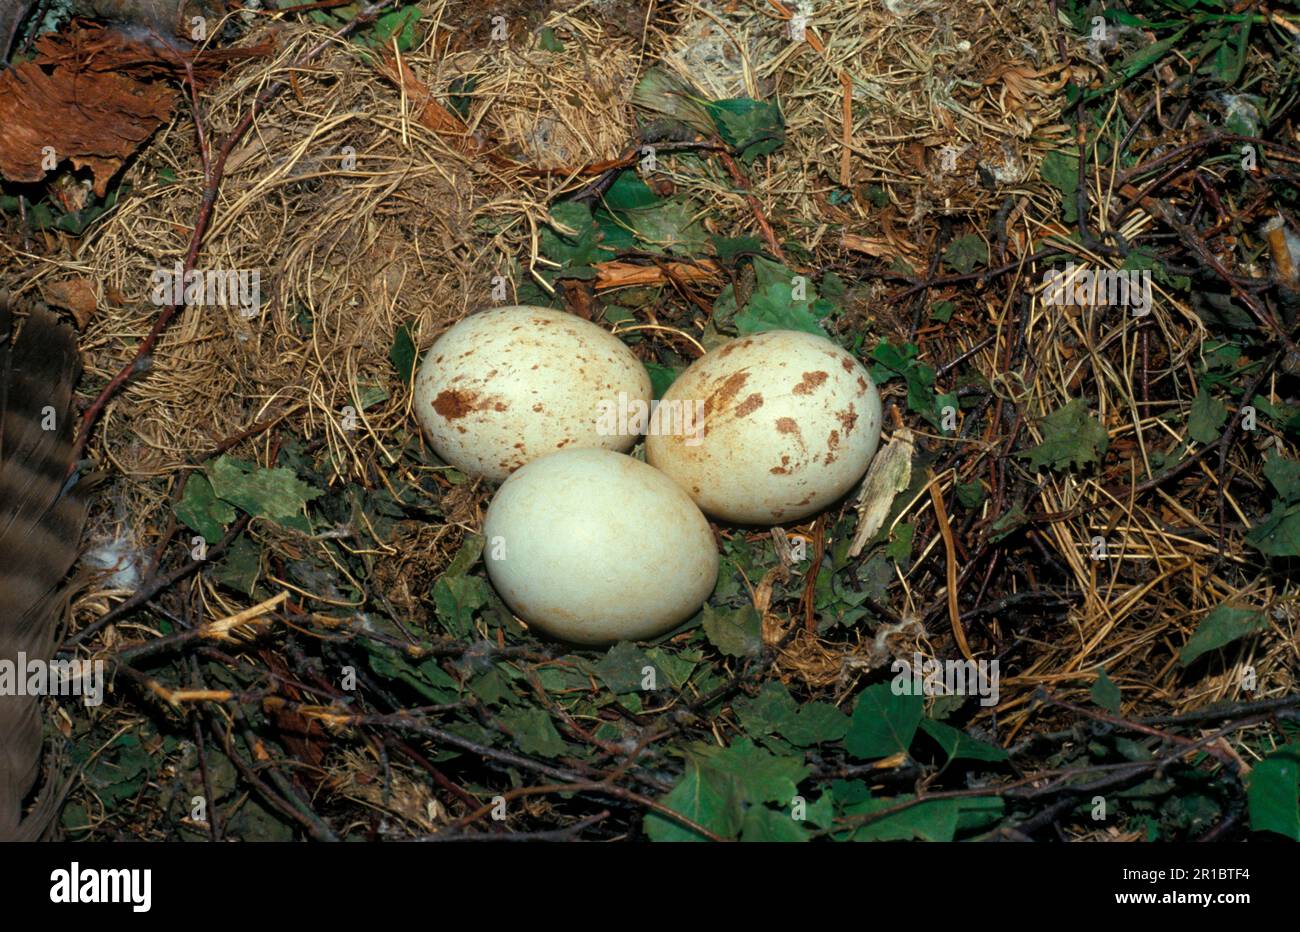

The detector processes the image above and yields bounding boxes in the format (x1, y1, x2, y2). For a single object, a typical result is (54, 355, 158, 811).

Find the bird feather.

(0, 292, 87, 841)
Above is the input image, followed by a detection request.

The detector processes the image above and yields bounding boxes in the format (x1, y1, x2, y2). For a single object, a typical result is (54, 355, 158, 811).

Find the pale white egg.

(413, 306, 651, 481)
(645, 330, 882, 524)
(483, 449, 718, 645)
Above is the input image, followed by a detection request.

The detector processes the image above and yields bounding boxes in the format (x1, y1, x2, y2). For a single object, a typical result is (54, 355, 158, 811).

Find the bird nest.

(1, 0, 1295, 842)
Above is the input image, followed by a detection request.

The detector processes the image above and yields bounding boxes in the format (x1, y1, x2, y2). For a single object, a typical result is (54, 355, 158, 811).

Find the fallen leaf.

(42, 278, 98, 328)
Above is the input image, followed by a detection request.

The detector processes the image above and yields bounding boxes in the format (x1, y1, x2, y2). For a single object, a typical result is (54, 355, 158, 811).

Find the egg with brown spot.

(646, 329, 882, 524)
(414, 306, 651, 481)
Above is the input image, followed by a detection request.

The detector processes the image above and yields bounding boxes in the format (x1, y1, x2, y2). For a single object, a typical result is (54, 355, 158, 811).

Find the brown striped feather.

(0, 293, 87, 841)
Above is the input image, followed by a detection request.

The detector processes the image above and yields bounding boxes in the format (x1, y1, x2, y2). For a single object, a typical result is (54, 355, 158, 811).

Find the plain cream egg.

(646, 330, 882, 524)
(414, 306, 651, 481)
(482, 448, 718, 645)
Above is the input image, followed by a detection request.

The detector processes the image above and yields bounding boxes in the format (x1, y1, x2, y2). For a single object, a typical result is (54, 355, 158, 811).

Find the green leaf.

(644, 739, 807, 841)
(1091, 667, 1122, 712)
(703, 98, 785, 162)
(930, 300, 956, 323)
(711, 234, 765, 262)
(1209, 21, 1249, 86)
(1245, 500, 1300, 557)
(1263, 451, 1300, 503)
(366, 643, 458, 703)
(781, 702, 851, 748)
(918, 718, 1009, 763)
(820, 271, 847, 303)
(1179, 604, 1269, 667)
(643, 647, 697, 689)
(644, 748, 743, 842)
(1252, 395, 1300, 436)
(603, 171, 660, 210)
(842, 795, 961, 841)
(868, 340, 946, 427)
(702, 604, 762, 658)
(734, 680, 798, 737)
(1247, 747, 1300, 841)
(645, 361, 680, 399)
(942, 235, 988, 274)
(831, 779, 871, 805)
(725, 739, 809, 804)
(390, 324, 416, 385)
(537, 26, 564, 52)
(621, 198, 708, 254)
(498, 708, 566, 757)
(1040, 149, 1078, 195)
(356, 383, 389, 411)
(207, 455, 322, 528)
(1018, 398, 1109, 471)
(733, 257, 831, 336)
(844, 683, 923, 760)
(175, 474, 236, 544)
(540, 201, 611, 273)
(433, 574, 489, 638)
(1187, 388, 1228, 444)
(955, 795, 1005, 833)
(444, 534, 485, 577)
(956, 481, 984, 508)
(468, 667, 516, 706)
(631, 67, 716, 136)
(357, 4, 421, 51)
(1040, 149, 1079, 222)
(214, 535, 261, 597)
(447, 75, 476, 119)
(1122, 248, 1190, 292)
(82, 734, 156, 807)
(1114, 30, 1187, 84)
(740, 805, 810, 842)
(593, 641, 653, 694)
(885, 522, 914, 564)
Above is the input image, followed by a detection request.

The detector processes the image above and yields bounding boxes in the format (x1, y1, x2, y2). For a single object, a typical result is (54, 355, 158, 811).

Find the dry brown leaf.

(0, 23, 273, 195)
(42, 277, 99, 328)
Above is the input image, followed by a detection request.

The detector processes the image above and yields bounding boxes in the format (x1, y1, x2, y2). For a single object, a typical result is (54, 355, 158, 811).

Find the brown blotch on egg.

(433, 388, 477, 418)
(704, 369, 751, 418)
(793, 371, 828, 395)
(734, 392, 764, 417)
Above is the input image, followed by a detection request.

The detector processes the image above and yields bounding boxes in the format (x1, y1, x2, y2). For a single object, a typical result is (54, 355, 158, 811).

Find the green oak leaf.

(207, 455, 321, 529)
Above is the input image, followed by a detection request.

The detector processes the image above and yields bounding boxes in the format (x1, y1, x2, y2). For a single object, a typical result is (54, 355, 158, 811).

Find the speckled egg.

(483, 449, 719, 645)
(413, 306, 651, 481)
(645, 330, 882, 524)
